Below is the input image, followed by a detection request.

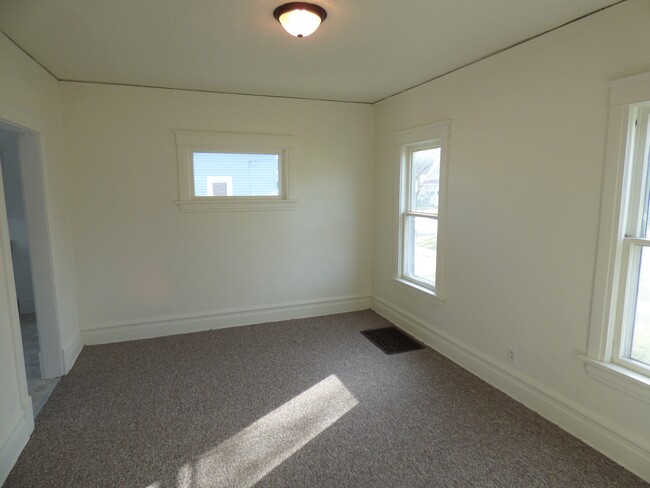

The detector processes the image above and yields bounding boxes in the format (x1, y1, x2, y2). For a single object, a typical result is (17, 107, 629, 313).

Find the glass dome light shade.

(273, 3, 327, 38)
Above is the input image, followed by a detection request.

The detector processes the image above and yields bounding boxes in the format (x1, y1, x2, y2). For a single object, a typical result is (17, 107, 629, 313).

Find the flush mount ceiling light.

(273, 3, 327, 38)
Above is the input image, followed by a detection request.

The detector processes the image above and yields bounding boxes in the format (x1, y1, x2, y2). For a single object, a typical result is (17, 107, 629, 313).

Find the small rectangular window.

(193, 152, 280, 198)
(395, 121, 450, 299)
(175, 131, 296, 212)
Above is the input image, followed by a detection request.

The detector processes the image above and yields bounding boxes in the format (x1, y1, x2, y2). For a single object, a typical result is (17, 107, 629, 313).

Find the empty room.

(1, 0, 650, 486)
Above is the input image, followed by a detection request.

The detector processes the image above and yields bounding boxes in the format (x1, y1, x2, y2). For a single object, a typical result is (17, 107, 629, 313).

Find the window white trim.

(392, 277, 444, 306)
(175, 130, 297, 212)
(586, 72, 650, 387)
(580, 356, 650, 405)
(394, 121, 450, 301)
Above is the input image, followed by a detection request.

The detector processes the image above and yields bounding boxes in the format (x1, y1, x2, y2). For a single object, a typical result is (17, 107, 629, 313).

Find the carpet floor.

(4, 310, 648, 487)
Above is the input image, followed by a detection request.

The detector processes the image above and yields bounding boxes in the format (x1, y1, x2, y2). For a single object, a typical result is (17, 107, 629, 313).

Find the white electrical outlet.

(507, 347, 517, 365)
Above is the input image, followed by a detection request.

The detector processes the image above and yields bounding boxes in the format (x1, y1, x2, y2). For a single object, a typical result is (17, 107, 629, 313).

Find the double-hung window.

(395, 121, 450, 300)
(586, 73, 650, 391)
(609, 104, 650, 375)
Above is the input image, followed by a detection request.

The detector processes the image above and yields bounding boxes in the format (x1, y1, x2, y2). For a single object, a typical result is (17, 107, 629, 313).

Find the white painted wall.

(3, 0, 650, 483)
(0, 31, 82, 483)
(372, 0, 650, 481)
(60, 83, 373, 342)
(0, 131, 35, 313)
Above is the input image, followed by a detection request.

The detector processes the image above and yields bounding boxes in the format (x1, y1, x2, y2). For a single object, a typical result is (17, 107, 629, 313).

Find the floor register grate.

(361, 327, 425, 355)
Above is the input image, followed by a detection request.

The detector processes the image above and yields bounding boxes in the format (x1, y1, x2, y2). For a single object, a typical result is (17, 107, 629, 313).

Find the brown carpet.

(4, 310, 648, 487)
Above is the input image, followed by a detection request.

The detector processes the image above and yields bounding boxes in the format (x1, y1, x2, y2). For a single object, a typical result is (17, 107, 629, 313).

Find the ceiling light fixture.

(273, 3, 327, 38)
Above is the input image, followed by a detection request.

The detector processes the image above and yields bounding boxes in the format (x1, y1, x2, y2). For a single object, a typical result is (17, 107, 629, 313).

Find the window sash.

(403, 211, 439, 219)
(614, 105, 650, 376)
(615, 237, 650, 375)
(625, 110, 650, 238)
(405, 143, 440, 216)
(191, 150, 284, 199)
(401, 212, 438, 290)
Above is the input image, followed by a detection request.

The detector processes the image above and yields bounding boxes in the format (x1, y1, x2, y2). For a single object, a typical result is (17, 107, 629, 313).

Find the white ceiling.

(0, 0, 621, 103)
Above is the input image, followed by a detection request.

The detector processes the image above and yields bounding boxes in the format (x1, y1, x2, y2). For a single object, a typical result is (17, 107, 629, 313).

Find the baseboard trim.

(62, 331, 84, 373)
(371, 294, 650, 483)
(0, 406, 34, 485)
(83, 294, 371, 345)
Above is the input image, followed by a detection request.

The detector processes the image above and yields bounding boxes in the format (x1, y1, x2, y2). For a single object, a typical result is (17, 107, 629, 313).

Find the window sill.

(176, 199, 297, 212)
(392, 278, 444, 307)
(579, 355, 650, 404)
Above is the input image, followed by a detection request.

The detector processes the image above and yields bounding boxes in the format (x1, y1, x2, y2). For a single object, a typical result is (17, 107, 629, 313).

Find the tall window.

(586, 73, 650, 395)
(613, 105, 650, 375)
(396, 122, 450, 299)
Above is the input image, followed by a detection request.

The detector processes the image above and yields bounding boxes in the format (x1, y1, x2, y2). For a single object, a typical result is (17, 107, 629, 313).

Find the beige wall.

(372, 0, 650, 480)
(60, 82, 373, 340)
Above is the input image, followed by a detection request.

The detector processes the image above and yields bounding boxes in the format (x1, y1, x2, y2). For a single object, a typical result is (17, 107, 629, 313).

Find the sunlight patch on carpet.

(192, 374, 357, 488)
(177, 463, 193, 488)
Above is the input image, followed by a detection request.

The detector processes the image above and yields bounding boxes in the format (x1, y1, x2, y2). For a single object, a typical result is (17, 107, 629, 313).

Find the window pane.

(404, 215, 438, 287)
(640, 116, 650, 237)
(630, 247, 650, 366)
(193, 152, 279, 197)
(411, 147, 441, 214)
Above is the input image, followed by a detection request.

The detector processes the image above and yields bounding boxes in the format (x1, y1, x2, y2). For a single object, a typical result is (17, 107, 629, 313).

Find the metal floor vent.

(361, 327, 425, 355)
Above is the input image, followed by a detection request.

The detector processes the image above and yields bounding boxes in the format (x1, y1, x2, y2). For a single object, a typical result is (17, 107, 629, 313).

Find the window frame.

(393, 121, 450, 303)
(175, 130, 297, 212)
(608, 105, 650, 377)
(584, 72, 650, 396)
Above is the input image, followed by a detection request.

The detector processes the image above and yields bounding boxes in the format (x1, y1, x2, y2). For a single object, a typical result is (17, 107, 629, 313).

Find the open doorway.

(0, 125, 62, 417)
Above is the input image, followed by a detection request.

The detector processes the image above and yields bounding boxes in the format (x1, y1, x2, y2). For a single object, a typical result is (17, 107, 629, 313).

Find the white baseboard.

(18, 298, 34, 314)
(371, 294, 650, 483)
(0, 405, 34, 486)
(83, 294, 371, 345)
(62, 331, 84, 373)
